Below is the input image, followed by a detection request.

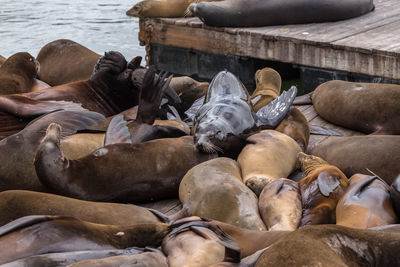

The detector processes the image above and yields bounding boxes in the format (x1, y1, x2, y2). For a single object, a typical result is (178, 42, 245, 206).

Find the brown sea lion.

(69, 251, 168, 267)
(336, 174, 398, 229)
(297, 152, 348, 226)
(176, 158, 266, 231)
(37, 39, 101, 86)
(250, 67, 281, 112)
(254, 224, 400, 266)
(0, 55, 6, 66)
(0, 110, 104, 192)
(258, 178, 302, 231)
(390, 175, 400, 218)
(310, 135, 400, 185)
(0, 52, 39, 94)
(312, 80, 400, 134)
(0, 215, 168, 265)
(237, 130, 301, 195)
(0, 190, 165, 227)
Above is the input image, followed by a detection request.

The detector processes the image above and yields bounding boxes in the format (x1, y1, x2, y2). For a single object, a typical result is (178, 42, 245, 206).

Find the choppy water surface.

(0, 0, 144, 60)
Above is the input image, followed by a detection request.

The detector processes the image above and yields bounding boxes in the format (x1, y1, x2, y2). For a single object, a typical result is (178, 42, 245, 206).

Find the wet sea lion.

(312, 80, 400, 134)
(390, 175, 400, 217)
(258, 178, 302, 231)
(297, 152, 348, 226)
(0, 52, 40, 94)
(37, 39, 101, 86)
(310, 135, 400, 185)
(0, 215, 168, 265)
(0, 110, 104, 192)
(193, 70, 296, 157)
(237, 130, 301, 195)
(250, 67, 281, 112)
(176, 158, 267, 231)
(336, 174, 398, 229)
(254, 224, 400, 266)
(0, 190, 165, 227)
(69, 251, 168, 267)
(189, 0, 374, 27)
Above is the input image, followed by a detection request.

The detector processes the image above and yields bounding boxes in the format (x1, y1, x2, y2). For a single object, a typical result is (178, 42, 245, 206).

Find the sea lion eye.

(29, 58, 33, 62)
(134, 6, 141, 11)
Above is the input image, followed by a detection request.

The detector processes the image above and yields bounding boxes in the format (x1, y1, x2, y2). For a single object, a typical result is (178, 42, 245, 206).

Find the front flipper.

(255, 86, 297, 128)
(0, 215, 63, 237)
(317, 171, 340, 197)
(104, 114, 132, 145)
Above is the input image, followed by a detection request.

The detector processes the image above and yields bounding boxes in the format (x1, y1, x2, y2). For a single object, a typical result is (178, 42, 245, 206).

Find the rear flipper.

(104, 114, 132, 145)
(293, 91, 313, 105)
(255, 86, 297, 128)
(309, 125, 342, 136)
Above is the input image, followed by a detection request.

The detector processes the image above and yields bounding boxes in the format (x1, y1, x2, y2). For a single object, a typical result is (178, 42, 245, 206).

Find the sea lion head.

(297, 152, 328, 175)
(1, 52, 39, 78)
(126, 1, 151, 17)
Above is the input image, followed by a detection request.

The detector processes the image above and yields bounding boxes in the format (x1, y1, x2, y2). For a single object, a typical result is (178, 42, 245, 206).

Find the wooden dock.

(138, 0, 400, 91)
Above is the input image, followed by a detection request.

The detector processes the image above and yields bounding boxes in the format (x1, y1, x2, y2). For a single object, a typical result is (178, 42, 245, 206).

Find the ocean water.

(0, 0, 144, 60)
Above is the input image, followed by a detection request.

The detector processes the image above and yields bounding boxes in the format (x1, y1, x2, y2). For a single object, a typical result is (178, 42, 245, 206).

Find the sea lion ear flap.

(317, 172, 340, 197)
(104, 114, 132, 146)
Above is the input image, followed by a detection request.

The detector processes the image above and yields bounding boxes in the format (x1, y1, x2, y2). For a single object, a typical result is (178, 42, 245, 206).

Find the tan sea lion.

(0, 52, 40, 95)
(68, 251, 169, 267)
(258, 178, 302, 231)
(37, 39, 101, 86)
(310, 135, 400, 185)
(250, 67, 281, 112)
(176, 158, 267, 231)
(336, 174, 398, 229)
(237, 130, 301, 195)
(255, 224, 400, 266)
(0, 215, 168, 265)
(312, 80, 400, 134)
(297, 152, 348, 226)
(0, 190, 166, 227)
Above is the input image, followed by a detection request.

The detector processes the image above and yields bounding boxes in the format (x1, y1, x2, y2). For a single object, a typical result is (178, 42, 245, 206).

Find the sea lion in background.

(297, 152, 348, 226)
(189, 0, 374, 27)
(237, 130, 301, 195)
(312, 80, 400, 134)
(254, 224, 400, 266)
(336, 174, 398, 229)
(258, 178, 302, 231)
(0, 215, 168, 265)
(0, 110, 104, 192)
(37, 39, 100, 86)
(193, 70, 297, 157)
(68, 251, 168, 267)
(250, 67, 281, 112)
(0, 190, 165, 227)
(390, 175, 400, 217)
(310, 135, 400, 185)
(0, 52, 40, 95)
(176, 158, 266, 231)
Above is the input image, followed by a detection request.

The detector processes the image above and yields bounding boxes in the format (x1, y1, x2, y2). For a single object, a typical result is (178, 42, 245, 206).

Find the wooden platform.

(139, 0, 400, 80)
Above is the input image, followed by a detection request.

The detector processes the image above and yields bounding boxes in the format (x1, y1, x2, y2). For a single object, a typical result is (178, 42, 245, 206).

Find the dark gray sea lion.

(0, 52, 40, 94)
(310, 135, 400, 185)
(0, 215, 168, 265)
(312, 80, 400, 134)
(0, 110, 104, 192)
(37, 39, 101, 86)
(254, 224, 400, 266)
(193, 70, 296, 157)
(189, 0, 374, 27)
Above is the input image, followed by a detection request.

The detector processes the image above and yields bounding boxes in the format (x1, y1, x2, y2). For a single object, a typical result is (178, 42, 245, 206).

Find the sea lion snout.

(44, 123, 62, 143)
(245, 176, 270, 196)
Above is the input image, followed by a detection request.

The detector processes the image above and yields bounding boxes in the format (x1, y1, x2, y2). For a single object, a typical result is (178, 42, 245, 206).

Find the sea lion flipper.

(293, 91, 313, 105)
(255, 86, 297, 128)
(146, 208, 171, 224)
(0, 215, 62, 237)
(127, 56, 142, 70)
(309, 125, 343, 136)
(104, 114, 132, 145)
(317, 172, 340, 197)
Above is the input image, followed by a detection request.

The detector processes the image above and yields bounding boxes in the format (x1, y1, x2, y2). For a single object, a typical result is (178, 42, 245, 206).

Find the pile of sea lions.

(127, 0, 375, 27)
(0, 39, 399, 266)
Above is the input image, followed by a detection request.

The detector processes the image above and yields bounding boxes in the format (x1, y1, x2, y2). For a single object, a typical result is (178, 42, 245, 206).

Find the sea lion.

(68, 251, 168, 267)
(254, 224, 400, 266)
(37, 39, 101, 86)
(127, 0, 220, 17)
(297, 152, 348, 226)
(176, 158, 267, 231)
(0, 215, 168, 265)
(312, 80, 400, 134)
(31, 78, 50, 91)
(35, 122, 216, 203)
(250, 67, 281, 112)
(336, 174, 398, 229)
(0, 190, 165, 227)
(258, 178, 302, 231)
(189, 0, 374, 27)
(0, 55, 6, 66)
(0, 110, 104, 192)
(193, 70, 296, 157)
(237, 130, 301, 195)
(310, 135, 400, 185)
(0, 52, 40, 94)
(390, 175, 400, 217)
